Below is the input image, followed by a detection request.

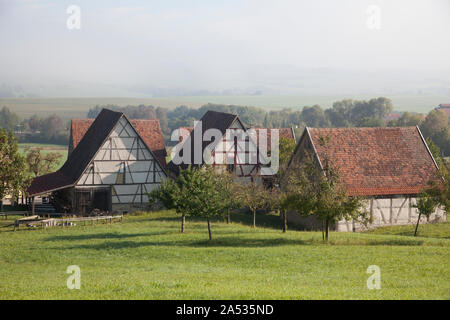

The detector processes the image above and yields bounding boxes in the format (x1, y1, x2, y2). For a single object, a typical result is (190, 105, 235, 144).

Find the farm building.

(167, 110, 295, 185)
(284, 126, 447, 231)
(27, 109, 167, 214)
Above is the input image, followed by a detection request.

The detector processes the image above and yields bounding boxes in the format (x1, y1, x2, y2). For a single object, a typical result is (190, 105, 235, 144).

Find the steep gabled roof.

(69, 118, 167, 167)
(28, 109, 167, 196)
(200, 110, 241, 133)
(299, 126, 439, 196)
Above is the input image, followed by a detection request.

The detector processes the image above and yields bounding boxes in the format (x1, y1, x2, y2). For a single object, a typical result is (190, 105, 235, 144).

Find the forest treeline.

(0, 96, 448, 155)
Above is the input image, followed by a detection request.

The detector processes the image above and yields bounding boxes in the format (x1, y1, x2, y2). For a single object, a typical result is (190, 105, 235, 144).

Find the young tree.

(149, 166, 228, 240)
(237, 180, 270, 228)
(279, 137, 296, 172)
(177, 166, 227, 240)
(148, 177, 186, 232)
(283, 138, 370, 241)
(0, 129, 30, 210)
(265, 186, 288, 232)
(25, 148, 62, 177)
(412, 190, 439, 237)
(215, 171, 240, 224)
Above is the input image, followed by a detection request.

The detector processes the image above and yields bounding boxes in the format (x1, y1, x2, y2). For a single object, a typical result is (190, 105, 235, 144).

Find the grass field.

(0, 210, 448, 300)
(1, 95, 448, 120)
(18, 143, 68, 170)
(366, 222, 450, 239)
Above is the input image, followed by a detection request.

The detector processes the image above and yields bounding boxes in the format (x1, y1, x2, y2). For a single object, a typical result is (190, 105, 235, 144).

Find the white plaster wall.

(336, 196, 447, 232)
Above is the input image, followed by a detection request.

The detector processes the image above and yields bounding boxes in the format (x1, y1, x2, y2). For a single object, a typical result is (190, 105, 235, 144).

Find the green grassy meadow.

(18, 143, 68, 170)
(0, 210, 448, 300)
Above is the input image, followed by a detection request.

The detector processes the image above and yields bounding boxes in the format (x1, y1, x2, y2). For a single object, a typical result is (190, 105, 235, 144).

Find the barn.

(27, 108, 167, 214)
(285, 126, 447, 231)
(167, 110, 295, 185)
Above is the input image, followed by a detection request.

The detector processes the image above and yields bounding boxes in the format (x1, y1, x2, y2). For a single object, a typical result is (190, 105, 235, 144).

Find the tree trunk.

(325, 218, 329, 242)
(414, 213, 422, 237)
(207, 217, 212, 240)
(253, 209, 256, 228)
(322, 220, 325, 241)
(181, 213, 185, 233)
(0, 200, 3, 212)
(227, 209, 230, 224)
(282, 209, 287, 233)
(31, 197, 35, 216)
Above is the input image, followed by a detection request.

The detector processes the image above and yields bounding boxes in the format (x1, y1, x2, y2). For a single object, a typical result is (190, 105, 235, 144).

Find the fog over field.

(0, 0, 449, 99)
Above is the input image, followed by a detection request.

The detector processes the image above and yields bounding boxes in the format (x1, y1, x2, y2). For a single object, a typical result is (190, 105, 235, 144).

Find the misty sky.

(0, 0, 449, 96)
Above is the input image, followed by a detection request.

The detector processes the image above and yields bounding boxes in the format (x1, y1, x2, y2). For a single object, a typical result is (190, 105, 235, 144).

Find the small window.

(116, 162, 125, 184)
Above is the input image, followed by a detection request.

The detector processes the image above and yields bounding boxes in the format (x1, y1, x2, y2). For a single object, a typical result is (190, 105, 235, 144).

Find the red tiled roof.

(307, 127, 439, 197)
(70, 119, 167, 167)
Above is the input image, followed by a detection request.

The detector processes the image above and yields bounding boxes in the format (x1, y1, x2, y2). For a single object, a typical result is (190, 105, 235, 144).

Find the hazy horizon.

(1, 0, 449, 98)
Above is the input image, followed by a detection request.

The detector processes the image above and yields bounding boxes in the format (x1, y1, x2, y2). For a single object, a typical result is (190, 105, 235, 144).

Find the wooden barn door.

(92, 187, 111, 212)
(74, 190, 91, 215)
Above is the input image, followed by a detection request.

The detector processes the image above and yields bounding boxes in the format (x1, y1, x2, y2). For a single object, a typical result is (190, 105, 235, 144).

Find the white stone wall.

(336, 196, 447, 232)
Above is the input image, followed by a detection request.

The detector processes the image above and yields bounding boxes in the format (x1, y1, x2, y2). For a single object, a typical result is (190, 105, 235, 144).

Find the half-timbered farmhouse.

(27, 109, 167, 214)
(167, 110, 295, 185)
(285, 126, 447, 231)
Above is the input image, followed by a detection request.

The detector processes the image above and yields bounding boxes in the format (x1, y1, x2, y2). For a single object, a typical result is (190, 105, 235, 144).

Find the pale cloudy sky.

(0, 0, 449, 96)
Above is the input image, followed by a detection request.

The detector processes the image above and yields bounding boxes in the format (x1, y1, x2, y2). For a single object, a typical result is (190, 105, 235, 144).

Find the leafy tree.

(420, 109, 449, 156)
(25, 148, 62, 177)
(420, 110, 448, 137)
(149, 166, 229, 239)
(301, 105, 329, 127)
(26, 115, 42, 132)
(283, 138, 370, 241)
(279, 136, 296, 171)
(426, 137, 443, 163)
(215, 171, 241, 224)
(326, 97, 393, 128)
(0, 129, 30, 210)
(350, 97, 393, 124)
(325, 99, 353, 128)
(176, 166, 227, 240)
(0, 106, 20, 131)
(387, 112, 424, 127)
(148, 178, 185, 232)
(156, 107, 169, 135)
(356, 117, 385, 128)
(412, 190, 439, 237)
(423, 158, 449, 216)
(236, 180, 270, 228)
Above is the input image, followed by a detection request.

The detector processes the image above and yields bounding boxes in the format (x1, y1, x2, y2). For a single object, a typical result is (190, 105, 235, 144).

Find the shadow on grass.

(53, 235, 427, 250)
(45, 231, 172, 241)
(55, 237, 309, 250)
(147, 210, 285, 231)
(370, 231, 450, 240)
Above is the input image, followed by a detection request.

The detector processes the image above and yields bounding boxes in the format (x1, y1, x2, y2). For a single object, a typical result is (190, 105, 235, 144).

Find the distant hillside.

(1, 94, 449, 120)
